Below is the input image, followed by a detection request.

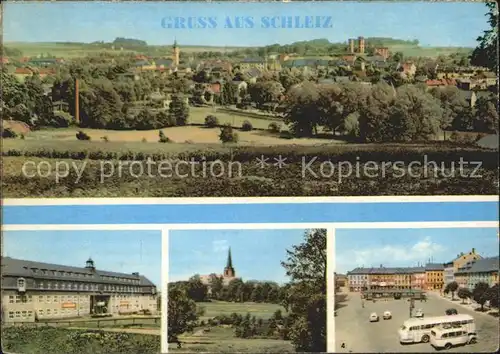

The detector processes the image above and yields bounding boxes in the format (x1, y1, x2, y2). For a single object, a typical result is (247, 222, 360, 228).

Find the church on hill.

(199, 247, 238, 288)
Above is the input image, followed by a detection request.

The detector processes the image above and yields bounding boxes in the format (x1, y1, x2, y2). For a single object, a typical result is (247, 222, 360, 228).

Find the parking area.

(335, 292, 499, 353)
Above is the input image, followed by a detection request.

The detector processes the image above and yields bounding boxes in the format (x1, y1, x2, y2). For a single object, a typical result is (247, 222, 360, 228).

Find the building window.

(53, 295, 59, 303)
(46, 295, 52, 303)
(39, 309, 44, 316)
(17, 278, 26, 289)
(54, 309, 58, 315)
(9, 296, 14, 303)
(9, 312, 14, 319)
(47, 309, 51, 315)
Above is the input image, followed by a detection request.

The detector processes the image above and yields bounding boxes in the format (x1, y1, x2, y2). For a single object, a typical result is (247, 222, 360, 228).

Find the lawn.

(197, 301, 287, 320)
(171, 325, 294, 353)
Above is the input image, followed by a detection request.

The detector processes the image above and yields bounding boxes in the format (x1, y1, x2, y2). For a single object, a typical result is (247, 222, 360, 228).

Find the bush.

(279, 130, 293, 139)
(76, 131, 91, 141)
(268, 122, 281, 133)
(205, 115, 219, 128)
(241, 120, 253, 131)
(101, 136, 109, 142)
(159, 130, 170, 143)
(2, 128, 18, 138)
(219, 124, 238, 143)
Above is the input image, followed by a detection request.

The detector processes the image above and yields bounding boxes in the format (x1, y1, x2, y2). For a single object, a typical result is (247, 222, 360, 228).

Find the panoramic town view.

(334, 228, 499, 353)
(1, 230, 162, 354)
(167, 228, 326, 352)
(1, 1, 498, 197)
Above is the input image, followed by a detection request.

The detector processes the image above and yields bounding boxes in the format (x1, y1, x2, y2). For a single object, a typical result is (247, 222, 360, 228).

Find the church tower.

(172, 40, 180, 67)
(223, 247, 235, 278)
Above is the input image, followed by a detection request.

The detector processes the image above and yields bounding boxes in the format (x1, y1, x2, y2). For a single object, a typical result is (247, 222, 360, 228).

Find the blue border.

(2, 201, 498, 224)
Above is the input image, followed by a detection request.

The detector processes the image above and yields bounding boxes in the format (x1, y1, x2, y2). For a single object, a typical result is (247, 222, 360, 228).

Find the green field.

(385, 44, 472, 58)
(172, 326, 295, 353)
(197, 301, 287, 320)
(170, 301, 293, 353)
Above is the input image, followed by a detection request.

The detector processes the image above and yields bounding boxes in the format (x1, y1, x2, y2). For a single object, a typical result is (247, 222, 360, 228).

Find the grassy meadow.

(169, 301, 293, 353)
(197, 300, 287, 321)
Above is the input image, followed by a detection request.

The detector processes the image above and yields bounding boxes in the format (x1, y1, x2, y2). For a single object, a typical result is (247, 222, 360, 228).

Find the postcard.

(1, 1, 498, 197)
(335, 226, 499, 353)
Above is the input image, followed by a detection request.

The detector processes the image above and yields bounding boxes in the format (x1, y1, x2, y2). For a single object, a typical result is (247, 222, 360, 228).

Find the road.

(335, 292, 499, 353)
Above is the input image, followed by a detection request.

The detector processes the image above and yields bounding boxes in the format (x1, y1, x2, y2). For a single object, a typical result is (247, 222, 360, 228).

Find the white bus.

(398, 314, 475, 344)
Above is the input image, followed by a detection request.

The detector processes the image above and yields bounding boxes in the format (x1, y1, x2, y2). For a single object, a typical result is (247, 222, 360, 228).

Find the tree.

(219, 123, 238, 143)
(209, 274, 224, 299)
(472, 282, 490, 311)
(473, 95, 499, 133)
(281, 229, 326, 352)
(445, 281, 459, 300)
(486, 283, 499, 309)
(428, 86, 469, 138)
(168, 94, 189, 126)
(187, 275, 209, 302)
(284, 81, 321, 137)
(168, 286, 199, 347)
(457, 288, 472, 304)
(470, 2, 498, 71)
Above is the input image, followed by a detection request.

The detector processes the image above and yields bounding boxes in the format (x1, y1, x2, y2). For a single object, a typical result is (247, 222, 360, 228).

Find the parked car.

(445, 308, 458, 315)
(414, 308, 424, 318)
(369, 312, 379, 322)
(430, 326, 477, 349)
(383, 311, 392, 320)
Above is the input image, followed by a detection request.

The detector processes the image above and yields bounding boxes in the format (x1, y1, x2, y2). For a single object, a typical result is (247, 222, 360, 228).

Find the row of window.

(8, 310, 34, 319)
(409, 319, 473, 331)
(26, 268, 141, 284)
(38, 308, 81, 316)
(34, 281, 145, 293)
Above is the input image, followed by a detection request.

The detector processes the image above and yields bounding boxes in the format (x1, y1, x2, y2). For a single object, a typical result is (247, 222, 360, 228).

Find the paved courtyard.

(335, 291, 499, 353)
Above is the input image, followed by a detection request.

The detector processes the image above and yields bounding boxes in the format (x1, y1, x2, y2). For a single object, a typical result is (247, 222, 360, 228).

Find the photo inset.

(335, 227, 499, 353)
(1, 230, 161, 354)
(167, 228, 327, 353)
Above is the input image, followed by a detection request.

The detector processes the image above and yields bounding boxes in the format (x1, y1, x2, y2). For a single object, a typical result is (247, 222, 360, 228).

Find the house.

(239, 58, 266, 70)
(210, 80, 223, 94)
(1, 57, 10, 64)
(230, 81, 248, 102)
(373, 47, 390, 59)
(455, 256, 499, 289)
(425, 78, 457, 88)
(459, 90, 478, 108)
(14, 67, 34, 81)
(244, 67, 263, 83)
(397, 62, 417, 77)
(27, 58, 59, 67)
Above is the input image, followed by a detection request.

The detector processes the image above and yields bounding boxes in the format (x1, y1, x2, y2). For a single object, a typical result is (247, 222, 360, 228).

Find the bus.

(398, 314, 475, 344)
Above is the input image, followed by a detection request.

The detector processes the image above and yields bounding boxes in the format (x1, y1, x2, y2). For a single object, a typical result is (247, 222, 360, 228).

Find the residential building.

(2, 257, 158, 323)
(346, 268, 369, 291)
(398, 62, 417, 77)
(374, 47, 390, 59)
(410, 267, 426, 289)
(455, 256, 499, 289)
(452, 248, 482, 271)
(425, 263, 444, 290)
(443, 261, 455, 287)
(239, 58, 266, 71)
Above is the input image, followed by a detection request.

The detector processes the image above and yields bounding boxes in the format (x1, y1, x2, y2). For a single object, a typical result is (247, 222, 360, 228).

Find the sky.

(169, 228, 311, 284)
(3, 1, 491, 47)
(3, 230, 162, 289)
(336, 227, 499, 274)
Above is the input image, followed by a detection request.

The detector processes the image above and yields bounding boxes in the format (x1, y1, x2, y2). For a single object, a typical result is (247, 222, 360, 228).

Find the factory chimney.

(75, 79, 80, 125)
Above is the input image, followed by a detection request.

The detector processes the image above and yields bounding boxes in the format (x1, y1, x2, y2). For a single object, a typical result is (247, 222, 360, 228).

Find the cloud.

(212, 239, 228, 253)
(336, 236, 446, 272)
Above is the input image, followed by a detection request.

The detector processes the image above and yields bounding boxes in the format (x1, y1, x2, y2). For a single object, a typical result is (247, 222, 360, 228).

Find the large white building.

(1, 257, 158, 323)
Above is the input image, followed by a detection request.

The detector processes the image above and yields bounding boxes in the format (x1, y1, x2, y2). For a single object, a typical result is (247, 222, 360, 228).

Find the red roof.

(1, 57, 9, 64)
(425, 78, 457, 87)
(15, 67, 33, 74)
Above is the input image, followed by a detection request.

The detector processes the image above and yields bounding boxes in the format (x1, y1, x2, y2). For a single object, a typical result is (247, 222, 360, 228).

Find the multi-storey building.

(425, 263, 444, 290)
(347, 266, 425, 291)
(455, 256, 499, 289)
(2, 257, 158, 323)
(453, 248, 482, 271)
(443, 261, 455, 287)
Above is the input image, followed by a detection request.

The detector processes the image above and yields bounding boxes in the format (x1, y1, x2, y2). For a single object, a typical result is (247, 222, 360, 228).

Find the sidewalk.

(430, 292, 498, 317)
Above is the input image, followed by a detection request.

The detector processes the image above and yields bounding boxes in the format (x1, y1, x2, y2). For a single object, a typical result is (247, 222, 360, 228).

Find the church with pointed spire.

(199, 247, 238, 287)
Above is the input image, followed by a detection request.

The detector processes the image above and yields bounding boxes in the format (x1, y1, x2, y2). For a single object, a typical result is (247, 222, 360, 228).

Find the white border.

(2, 195, 498, 206)
(3, 221, 497, 231)
(327, 227, 335, 352)
(161, 229, 169, 353)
